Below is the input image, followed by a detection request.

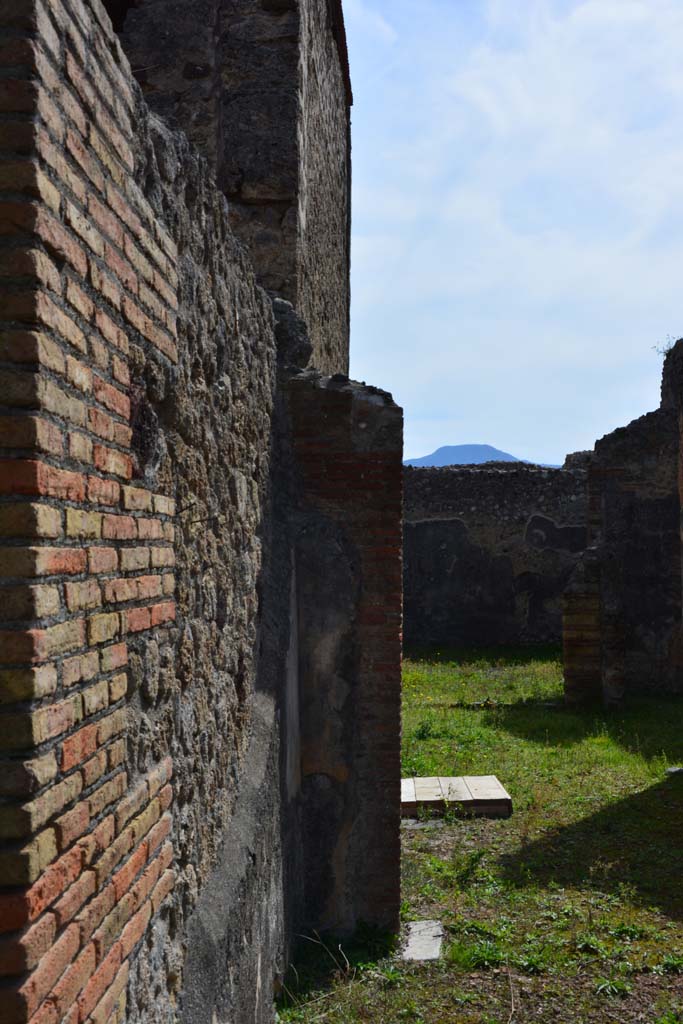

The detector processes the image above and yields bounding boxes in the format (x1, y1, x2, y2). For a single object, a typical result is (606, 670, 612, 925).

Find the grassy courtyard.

(277, 648, 683, 1023)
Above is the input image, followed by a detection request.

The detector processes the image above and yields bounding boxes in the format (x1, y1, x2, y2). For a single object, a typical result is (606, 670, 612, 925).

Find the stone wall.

(118, 0, 351, 376)
(404, 463, 587, 648)
(0, 3, 402, 1023)
(563, 347, 683, 703)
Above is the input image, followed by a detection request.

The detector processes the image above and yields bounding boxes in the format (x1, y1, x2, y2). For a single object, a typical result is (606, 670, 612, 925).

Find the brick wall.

(0, 3, 178, 1020)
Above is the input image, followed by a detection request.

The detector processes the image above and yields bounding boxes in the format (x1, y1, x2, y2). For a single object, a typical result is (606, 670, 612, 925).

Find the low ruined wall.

(564, 364, 682, 702)
(404, 464, 587, 648)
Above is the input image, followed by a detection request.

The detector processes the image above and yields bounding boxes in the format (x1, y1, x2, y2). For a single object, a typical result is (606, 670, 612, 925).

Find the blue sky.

(343, 0, 683, 463)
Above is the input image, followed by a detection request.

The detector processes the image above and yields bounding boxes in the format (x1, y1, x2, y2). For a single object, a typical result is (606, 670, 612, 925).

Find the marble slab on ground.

(401, 775, 513, 818)
(401, 920, 444, 962)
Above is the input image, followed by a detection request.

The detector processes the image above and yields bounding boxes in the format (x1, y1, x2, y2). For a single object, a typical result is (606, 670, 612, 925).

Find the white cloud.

(343, 0, 397, 45)
(346, 0, 683, 462)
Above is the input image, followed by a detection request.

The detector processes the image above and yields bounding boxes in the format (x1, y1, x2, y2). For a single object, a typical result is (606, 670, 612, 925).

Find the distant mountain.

(404, 444, 520, 467)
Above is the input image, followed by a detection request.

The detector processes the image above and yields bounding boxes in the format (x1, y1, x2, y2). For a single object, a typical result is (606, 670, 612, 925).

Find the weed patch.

(279, 647, 683, 1023)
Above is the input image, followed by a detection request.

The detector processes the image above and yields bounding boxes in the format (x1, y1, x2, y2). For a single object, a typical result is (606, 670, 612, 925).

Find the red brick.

(150, 601, 175, 626)
(103, 243, 137, 294)
(108, 672, 127, 703)
(36, 125, 87, 203)
(88, 960, 128, 1024)
(82, 678, 111, 715)
(137, 575, 162, 600)
(87, 476, 120, 507)
(61, 723, 99, 772)
(112, 422, 132, 448)
(89, 260, 122, 311)
(150, 546, 174, 568)
(158, 784, 173, 813)
(87, 407, 115, 441)
(121, 485, 150, 511)
(0, 460, 85, 501)
(0, 912, 56, 976)
(92, 377, 130, 419)
(54, 801, 90, 851)
(97, 709, 126, 744)
(0, 79, 39, 114)
(100, 642, 128, 673)
(65, 128, 105, 194)
(101, 515, 135, 540)
(0, 619, 85, 664)
(112, 841, 148, 902)
(77, 942, 122, 1020)
(111, 355, 129, 387)
(65, 280, 94, 324)
(88, 194, 124, 248)
(0, 416, 64, 456)
(49, 941, 96, 1019)
(0, 330, 64, 372)
(146, 813, 172, 856)
(120, 900, 151, 959)
(102, 577, 137, 603)
(65, 579, 102, 613)
(122, 606, 151, 633)
(107, 739, 126, 771)
(44, 548, 87, 576)
(65, 201, 104, 258)
(105, 184, 143, 239)
(153, 494, 175, 516)
(53, 871, 96, 931)
(93, 445, 132, 479)
(147, 757, 173, 797)
(35, 207, 88, 277)
(89, 336, 110, 372)
(68, 432, 93, 464)
(62, 651, 99, 689)
(6, 923, 80, 1021)
(0, 243, 61, 291)
(119, 547, 149, 572)
(136, 517, 163, 540)
(130, 856, 162, 911)
(151, 869, 175, 913)
(88, 772, 126, 819)
(75, 883, 115, 948)
(94, 309, 128, 353)
(93, 816, 116, 854)
(81, 749, 108, 788)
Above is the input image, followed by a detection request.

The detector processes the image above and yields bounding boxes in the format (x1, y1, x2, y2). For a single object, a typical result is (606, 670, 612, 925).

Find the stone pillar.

(563, 549, 603, 703)
(286, 372, 403, 934)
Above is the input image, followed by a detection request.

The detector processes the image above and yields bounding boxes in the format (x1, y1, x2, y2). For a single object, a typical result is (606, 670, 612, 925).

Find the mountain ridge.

(404, 444, 520, 467)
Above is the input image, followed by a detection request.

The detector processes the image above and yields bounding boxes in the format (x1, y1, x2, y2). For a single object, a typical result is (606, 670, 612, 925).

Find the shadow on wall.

(403, 518, 583, 649)
(499, 774, 683, 922)
(102, 0, 135, 32)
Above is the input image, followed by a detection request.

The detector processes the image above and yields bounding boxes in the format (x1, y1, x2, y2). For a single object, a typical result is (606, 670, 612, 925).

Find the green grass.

(277, 647, 683, 1023)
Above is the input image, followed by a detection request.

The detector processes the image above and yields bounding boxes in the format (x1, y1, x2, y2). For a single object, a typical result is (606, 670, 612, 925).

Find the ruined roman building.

(0, 3, 403, 1022)
(403, 337, 683, 703)
(403, 462, 587, 649)
(563, 343, 683, 704)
